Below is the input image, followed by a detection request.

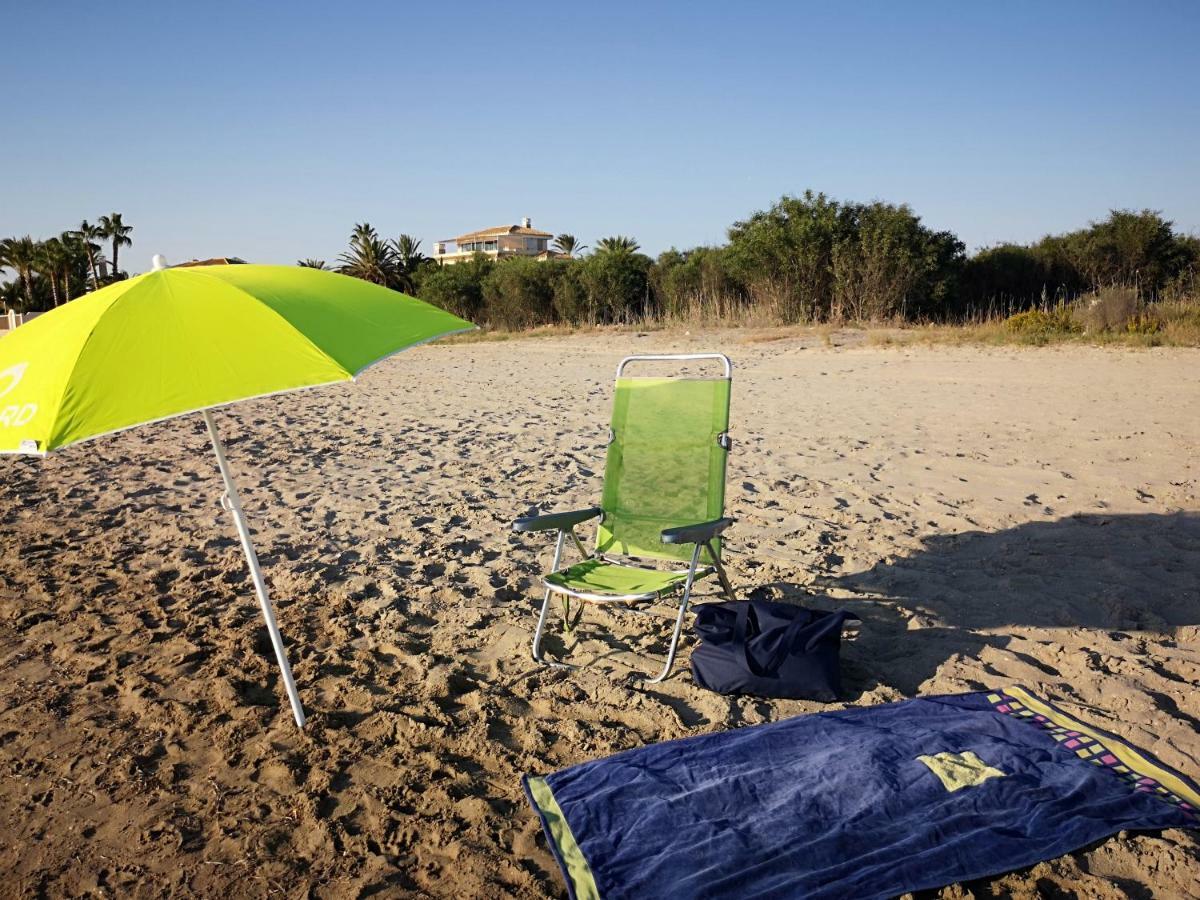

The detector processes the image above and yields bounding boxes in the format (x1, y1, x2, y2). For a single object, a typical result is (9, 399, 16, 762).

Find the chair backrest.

(596, 354, 732, 564)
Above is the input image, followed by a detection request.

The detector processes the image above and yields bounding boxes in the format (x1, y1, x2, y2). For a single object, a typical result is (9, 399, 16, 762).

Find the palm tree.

(0, 278, 23, 311)
(55, 233, 74, 302)
(297, 259, 330, 269)
(391, 234, 426, 268)
(337, 222, 399, 287)
(1, 236, 39, 308)
(0, 243, 11, 308)
(595, 235, 640, 254)
(390, 234, 427, 293)
(552, 234, 586, 257)
(36, 238, 65, 307)
(350, 222, 378, 246)
(97, 212, 132, 279)
(74, 220, 105, 286)
(58, 231, 93, 301)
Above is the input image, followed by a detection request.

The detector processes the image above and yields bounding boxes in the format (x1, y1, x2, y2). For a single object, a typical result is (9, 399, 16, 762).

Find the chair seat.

(545, 558, 712, 602)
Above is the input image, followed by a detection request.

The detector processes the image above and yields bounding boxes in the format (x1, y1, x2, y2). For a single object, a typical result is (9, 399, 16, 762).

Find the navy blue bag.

(690, 600, 858, 701)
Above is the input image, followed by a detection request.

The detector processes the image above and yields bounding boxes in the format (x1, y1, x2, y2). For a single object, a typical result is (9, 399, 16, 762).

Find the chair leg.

(708, 542, 738, 602)
(647, 543, 703, 683)
(531, 585, 555, 664)
(532, 528, 569, 666)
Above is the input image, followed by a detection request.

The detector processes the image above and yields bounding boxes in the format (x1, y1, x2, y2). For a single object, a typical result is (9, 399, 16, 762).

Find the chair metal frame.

(518, 353, 737, 682)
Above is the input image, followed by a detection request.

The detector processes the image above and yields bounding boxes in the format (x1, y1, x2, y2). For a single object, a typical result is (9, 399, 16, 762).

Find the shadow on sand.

(754, 512, 1200, 697)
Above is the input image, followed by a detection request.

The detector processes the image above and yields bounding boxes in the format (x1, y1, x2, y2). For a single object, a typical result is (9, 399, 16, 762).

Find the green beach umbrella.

(0, 259, 473, 728)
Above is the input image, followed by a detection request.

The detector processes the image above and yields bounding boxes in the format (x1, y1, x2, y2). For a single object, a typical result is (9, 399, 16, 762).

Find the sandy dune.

(1, 329, 1197, 897)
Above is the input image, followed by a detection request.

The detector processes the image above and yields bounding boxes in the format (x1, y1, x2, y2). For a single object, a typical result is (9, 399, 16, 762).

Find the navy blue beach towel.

(523, 687, 1199, 899)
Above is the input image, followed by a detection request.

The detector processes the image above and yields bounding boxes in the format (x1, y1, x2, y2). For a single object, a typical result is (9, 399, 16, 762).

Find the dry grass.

(889, 321, 1198, 350)
(441, 294, 1200, 350)
(442, 321, 663, 345)
(891, 290, 1200, 349)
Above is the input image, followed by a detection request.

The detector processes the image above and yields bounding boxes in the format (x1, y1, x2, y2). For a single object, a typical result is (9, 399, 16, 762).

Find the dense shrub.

(649, 247, 743, 320)
(831, 204, 963, 321)
(416, 248, 652, 328)
(577, 249, 653, 323)
(481, 257, 559, 329)
(960, 244, 1074, 315)
(723, 191, 845, 321)
(722, 192, 964, 323)
(958, 211, 1196, 315)
(551, 263, 590, 324)
(417, 254, 493, 321)
(1064, 210, 1188, 290)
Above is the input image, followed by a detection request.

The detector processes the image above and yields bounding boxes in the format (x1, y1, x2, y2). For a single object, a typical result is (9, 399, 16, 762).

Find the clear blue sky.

(2, 1, 1197, 272)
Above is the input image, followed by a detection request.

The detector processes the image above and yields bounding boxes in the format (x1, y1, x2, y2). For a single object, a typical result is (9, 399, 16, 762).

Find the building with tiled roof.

(434, 218, 561, 265)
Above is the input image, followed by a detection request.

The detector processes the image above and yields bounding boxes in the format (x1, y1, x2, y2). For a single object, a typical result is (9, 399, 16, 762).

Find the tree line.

(310, 192, 1198, 330)
(5, 194, 1196, 329)
(1, 214, 133, 311)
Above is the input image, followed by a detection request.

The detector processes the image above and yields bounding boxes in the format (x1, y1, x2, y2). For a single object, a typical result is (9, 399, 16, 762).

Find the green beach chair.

(512, 353, 737, 682)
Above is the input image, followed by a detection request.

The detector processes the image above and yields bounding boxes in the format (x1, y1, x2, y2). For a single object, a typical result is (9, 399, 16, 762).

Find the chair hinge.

(717, 432, 732, 451)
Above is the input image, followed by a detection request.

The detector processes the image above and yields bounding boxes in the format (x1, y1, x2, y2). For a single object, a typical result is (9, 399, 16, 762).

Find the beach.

(1, 328, 1198, 897)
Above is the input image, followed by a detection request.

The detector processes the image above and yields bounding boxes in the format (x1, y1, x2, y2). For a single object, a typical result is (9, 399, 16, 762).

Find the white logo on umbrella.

(0, 362, 27, 399)
(0, 362, 37, 428)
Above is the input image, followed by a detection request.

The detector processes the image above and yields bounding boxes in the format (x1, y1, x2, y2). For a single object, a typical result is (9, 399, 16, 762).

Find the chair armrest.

(661, 517, 735, 545)
(512, 507, 603, 533)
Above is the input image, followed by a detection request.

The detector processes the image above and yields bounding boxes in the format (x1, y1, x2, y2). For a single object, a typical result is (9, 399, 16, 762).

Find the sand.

(0, 328, 1197, 898)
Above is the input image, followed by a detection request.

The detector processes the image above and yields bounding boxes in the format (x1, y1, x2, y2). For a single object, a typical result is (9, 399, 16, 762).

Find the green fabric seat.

(545, 559, 712, 599)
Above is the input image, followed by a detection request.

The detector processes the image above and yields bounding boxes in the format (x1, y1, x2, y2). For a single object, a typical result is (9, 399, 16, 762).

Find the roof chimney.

(521, 216, 532, 228)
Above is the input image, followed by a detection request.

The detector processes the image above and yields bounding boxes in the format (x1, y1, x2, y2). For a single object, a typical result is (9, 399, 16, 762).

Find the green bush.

(551, 263, 591, 324)
(577, 249, 652, 323)
(481, 257, 559, 329)
(417, 254, 493, 321)
(722, 191, 963, 323)
(957, 211, 1197, 316)
(649, 247, 743, 320)
(959, 244, 1075, 315)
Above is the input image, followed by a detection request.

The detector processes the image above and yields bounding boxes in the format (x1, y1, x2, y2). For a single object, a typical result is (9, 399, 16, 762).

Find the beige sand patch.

(918, 751, 1006, 792)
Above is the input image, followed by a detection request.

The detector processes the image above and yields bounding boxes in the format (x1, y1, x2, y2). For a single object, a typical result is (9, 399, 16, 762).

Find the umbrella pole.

(201, 410, 307, 729)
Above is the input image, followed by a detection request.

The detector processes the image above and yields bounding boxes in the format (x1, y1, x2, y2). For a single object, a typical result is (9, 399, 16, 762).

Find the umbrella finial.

(152, 254, 169, 271)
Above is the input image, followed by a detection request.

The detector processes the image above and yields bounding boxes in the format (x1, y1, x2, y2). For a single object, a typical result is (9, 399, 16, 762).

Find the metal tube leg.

(202, 411, 307, 729)
(647, 543, 703, 684)
(532, 528, 567, 664)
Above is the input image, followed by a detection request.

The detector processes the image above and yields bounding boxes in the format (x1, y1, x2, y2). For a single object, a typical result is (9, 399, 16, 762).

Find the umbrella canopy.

(0, 261, 473, 729)
(0, 263, 472, 454)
